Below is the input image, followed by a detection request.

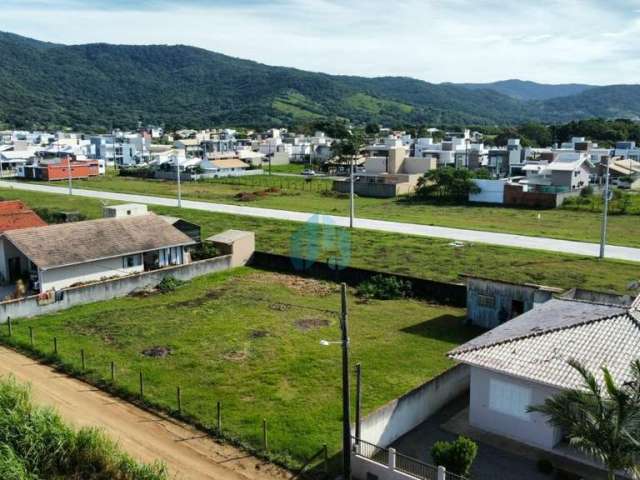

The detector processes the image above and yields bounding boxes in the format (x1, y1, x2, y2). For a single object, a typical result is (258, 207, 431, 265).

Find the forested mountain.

(457, 79, 594, 101)
(0, 31, 639, 131)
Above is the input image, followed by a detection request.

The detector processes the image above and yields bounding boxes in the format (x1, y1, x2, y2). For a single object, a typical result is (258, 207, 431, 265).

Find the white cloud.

(2, 0, 640, 84)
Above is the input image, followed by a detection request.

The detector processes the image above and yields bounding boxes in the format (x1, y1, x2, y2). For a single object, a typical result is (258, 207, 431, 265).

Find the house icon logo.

(289, 214, 351, 271)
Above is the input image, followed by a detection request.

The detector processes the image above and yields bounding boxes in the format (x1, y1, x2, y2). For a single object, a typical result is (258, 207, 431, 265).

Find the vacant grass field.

(0, 187, 638, 294)
(26, 173, 640, 247)
(2, 268, 478, 466)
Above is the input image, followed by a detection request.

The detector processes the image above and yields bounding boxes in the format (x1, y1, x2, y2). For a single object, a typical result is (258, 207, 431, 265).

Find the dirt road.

(0, 346, 294, 480)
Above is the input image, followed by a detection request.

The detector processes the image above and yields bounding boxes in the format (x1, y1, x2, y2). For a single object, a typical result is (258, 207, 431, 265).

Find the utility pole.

(340, 283, 351, 480)
(355, 363, 362, 446)
(176, 153, 182, 208)
(349, 154, 355, 229)
(599, 157, 611, 259)
(67, 155, 73, 196)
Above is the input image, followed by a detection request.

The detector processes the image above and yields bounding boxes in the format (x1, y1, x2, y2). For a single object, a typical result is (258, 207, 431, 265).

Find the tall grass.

(0, 376, 168, 480)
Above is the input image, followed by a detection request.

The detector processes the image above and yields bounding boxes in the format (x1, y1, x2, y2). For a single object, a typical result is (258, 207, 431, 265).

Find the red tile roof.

(0, 201, 47, 232)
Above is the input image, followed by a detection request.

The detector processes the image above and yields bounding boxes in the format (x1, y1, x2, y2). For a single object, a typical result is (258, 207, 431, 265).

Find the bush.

(33, 207, 86, 224)
(580, 185, 594, 197)
(190, 242, 219, 261)
(356, 275, 411, 300)
(536, 458, 554, 475)
(430, 436, 478, 477)
(156, 276, 185, 293)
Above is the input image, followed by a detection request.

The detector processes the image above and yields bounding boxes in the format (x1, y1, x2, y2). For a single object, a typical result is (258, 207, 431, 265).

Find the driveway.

(391, 396, 549, 480)
(0, 346, 292, 480)
(1, 180, 639, 262)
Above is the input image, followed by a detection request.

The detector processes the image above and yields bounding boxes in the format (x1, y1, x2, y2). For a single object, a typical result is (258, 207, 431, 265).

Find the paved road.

(0, 346, 292, 480)
(2, 180, 639, 262)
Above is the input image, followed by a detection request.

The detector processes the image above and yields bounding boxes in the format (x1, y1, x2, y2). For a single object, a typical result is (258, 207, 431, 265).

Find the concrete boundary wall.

(359, 364, 470, 447)
(0, 255, 233, 322)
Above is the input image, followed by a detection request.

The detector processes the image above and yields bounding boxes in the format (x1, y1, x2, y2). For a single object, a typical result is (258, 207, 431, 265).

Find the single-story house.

(449, 297, 639, 453)
(0, 213, 196, 292)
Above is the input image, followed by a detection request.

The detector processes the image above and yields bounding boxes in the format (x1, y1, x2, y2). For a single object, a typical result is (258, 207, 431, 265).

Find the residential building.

(448, 296, 639, 460)
(22, 156, 100, 181)
(0, 213, 196, 292)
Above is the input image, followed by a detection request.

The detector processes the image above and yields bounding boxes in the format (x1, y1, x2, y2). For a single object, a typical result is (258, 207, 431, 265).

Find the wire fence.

(0, 319, 332, 477)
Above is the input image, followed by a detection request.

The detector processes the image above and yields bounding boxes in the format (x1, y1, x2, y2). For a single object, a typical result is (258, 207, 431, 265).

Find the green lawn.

(2, 268, 477, 467)
(0, 187, 638, 294)
(26, 174, 640, 248)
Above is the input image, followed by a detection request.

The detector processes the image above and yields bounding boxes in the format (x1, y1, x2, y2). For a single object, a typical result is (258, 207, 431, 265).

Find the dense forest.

(1, 31, 640, 131)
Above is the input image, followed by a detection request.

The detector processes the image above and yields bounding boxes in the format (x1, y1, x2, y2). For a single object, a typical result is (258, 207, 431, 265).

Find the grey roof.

(3, 213, 196, 270)
(451, 312, 640, 390)
(207, 230, 253, 244)
(450, 298, 627, 355)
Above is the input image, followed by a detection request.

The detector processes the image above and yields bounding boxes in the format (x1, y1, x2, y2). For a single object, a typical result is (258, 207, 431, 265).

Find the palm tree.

(528, 359, 640, 480)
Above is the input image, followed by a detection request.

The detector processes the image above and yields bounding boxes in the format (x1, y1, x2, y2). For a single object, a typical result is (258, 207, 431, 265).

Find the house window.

(478, 294, 496, 308)
(123, 255, 141, 269)
(489, 378, 532, 420)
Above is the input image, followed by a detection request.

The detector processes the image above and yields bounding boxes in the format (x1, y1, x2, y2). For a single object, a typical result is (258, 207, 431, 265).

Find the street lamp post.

(599, 157, 611, 259)
(340, 283, 351, 480)
(176, 155, 182, 208)
(321, 283, 351, 480)
(349, 155, 355, 229)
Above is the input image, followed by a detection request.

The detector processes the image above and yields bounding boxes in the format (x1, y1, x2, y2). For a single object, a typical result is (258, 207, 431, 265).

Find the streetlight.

(599, 157, 611, 259)
(349, 154, 355, 229)
(176, 154, 182, 208)
(320, 283, 351, 480)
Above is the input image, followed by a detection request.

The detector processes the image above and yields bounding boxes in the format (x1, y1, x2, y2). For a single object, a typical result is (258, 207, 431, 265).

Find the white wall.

(41, 255, 144, 291)
(365, 157, 387, 174)
(360, 364, 470, 447)
(469, 179, 506, 204)
(469, 367, 562, 450)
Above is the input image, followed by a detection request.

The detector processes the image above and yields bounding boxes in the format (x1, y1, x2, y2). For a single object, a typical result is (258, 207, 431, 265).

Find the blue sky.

(2, 0, 640, 85)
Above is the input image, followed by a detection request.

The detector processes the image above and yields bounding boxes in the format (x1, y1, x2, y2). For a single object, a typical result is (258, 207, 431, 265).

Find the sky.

(2, 0, 640, 85)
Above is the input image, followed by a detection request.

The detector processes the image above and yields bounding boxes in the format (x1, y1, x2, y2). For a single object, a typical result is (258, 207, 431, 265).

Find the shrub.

(0, 377, 167, 479)
(580, 185, 594, 197)
(156, 276, 185, 293)
(430, 436, 478, 477)
(356, 275, 411, 300)
(190, 242, 219, 261)
(536, 458, 554, 475)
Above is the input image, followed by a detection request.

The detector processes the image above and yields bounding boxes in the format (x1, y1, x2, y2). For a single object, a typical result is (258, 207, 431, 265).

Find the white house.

(449, 297, 639, 453)
(0, 213, 196, 293)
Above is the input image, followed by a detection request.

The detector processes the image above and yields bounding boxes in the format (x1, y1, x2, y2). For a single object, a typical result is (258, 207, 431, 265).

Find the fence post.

(80, 349, 85, 371)
(139, 371, 144, 399)
(29, 327, 34, 347)
(437, 466, 446, 480)
(176, 386, 182, 414)
(53, 337, 58, 355)
(110, 361, 115, 382)
(7, 317, 11, 337)
(388, 448, 396, 470)
(262, 418, 268, 451)
(323, 443, 328, 475)
(217, 401, 221, 433)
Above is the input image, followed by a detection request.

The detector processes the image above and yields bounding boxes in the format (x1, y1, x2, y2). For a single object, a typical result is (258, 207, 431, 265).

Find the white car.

(302, 169, 316, 176)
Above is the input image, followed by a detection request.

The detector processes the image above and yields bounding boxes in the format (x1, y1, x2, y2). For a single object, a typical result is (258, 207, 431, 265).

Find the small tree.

(415, 167, 480, 202)
(431, 436, 478, 476)
(528, 359, 640, 480)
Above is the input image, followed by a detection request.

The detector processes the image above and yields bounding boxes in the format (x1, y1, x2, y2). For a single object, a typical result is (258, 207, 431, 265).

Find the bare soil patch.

(142, 346, 172, 358)
(295, 318, 330, 331)
(248, 272, 336, 297)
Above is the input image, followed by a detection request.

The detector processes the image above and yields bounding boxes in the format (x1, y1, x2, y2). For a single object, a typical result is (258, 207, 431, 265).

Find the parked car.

(302, 169, 316, 176)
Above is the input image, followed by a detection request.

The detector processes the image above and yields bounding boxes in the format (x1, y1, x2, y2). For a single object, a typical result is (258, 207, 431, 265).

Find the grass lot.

(0, 187, 638, 294)
(29, 174, 640, 248)
(2, 268, 478, 466)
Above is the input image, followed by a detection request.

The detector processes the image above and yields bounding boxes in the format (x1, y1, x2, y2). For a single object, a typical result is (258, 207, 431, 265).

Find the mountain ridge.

(0, 31, 639, 130)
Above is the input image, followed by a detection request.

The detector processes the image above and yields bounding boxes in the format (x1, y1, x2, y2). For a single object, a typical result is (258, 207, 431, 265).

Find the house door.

(8, 257, 21, 282)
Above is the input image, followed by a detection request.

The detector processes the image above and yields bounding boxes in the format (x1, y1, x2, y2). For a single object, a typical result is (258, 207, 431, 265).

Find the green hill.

(0, 31, 639, 130)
